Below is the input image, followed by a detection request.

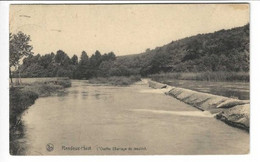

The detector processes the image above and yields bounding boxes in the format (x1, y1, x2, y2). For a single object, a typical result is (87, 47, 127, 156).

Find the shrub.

(56, 79, 72, 88)
(9, 87, 39, 123)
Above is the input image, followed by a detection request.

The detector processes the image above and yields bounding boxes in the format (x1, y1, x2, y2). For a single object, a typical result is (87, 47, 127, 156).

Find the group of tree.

(115, 23, 249, 76)
(15, 50, 117, 79)
(11, 23, 249, 79)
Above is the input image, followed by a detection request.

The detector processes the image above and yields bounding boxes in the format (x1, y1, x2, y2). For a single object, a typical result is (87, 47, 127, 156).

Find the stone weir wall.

(148, 80, 250, 132)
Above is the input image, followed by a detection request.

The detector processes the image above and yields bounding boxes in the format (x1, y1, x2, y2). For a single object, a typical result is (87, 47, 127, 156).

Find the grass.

(149, 71, 249, 82)
(9, 78, 71, 155)
(89, 75, 141, 86)
(9, 87, 38, 155)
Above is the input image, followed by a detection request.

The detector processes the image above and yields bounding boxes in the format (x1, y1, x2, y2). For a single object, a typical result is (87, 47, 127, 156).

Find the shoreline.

(147, 79, 250, 132)
(9, 78, 71, 155)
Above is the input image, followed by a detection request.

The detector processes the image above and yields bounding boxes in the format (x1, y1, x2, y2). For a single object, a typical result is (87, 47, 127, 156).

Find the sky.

(10, 4, 249, 57)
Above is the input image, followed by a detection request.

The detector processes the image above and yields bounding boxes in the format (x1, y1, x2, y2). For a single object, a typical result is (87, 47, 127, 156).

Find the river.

(20, 80, 249, 155)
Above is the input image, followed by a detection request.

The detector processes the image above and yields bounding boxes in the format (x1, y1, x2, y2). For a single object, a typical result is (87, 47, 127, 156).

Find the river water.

(21, 80, 249, 155)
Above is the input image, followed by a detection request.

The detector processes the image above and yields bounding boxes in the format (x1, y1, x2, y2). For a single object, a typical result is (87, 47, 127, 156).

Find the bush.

(56, 79, 72, 88)
(10, 87, 39, 115)
(21, 83, 62, 97)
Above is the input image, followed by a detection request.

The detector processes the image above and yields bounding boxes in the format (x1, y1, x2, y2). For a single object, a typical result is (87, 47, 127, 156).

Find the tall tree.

(71, 55, 78, 65)
(74, 51, 90, 79)
(90, 50, 102, 67)
(79, 51, 89, 64)
(9, 32, 33, 85)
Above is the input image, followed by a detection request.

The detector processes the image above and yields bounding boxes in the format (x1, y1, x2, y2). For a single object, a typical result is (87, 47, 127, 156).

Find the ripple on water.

(131, 109, 214, 118)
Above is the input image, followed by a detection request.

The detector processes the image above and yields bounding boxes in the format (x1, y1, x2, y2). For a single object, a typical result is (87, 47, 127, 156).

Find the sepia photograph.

(9, 3, 250, 155)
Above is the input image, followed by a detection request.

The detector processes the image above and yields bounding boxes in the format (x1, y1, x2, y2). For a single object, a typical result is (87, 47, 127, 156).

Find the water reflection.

(131, 109, 214, 118)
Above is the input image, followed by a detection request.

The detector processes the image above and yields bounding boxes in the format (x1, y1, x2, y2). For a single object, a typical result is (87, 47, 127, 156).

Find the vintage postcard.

(9, 3, 249, 155)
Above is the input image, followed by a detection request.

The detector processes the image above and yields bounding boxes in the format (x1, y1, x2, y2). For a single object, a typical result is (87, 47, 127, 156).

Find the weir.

(147, 79, 250, 131)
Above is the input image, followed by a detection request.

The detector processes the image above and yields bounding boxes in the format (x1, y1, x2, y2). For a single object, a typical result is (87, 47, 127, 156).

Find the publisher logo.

(46, 143, 54, 152)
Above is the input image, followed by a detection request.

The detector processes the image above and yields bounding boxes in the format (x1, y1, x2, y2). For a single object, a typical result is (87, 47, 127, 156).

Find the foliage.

(116, 24, 249, 75)
(15, 24, 249, 81)
(71, 55, 78, 65)
(9, 32, 33, 84)
(9, 32, 33, 68)
(17, 49, 117, 79)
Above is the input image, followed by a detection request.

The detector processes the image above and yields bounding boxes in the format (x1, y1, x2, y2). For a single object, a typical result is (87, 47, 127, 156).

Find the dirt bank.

(147, 80, 250, 132)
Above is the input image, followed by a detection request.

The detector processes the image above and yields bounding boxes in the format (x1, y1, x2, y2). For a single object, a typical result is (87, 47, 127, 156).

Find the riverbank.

(89, 76, 141, 86)
(149, 72, 249, 82)
(9, 78, 71, 155)
(148, 80, 250, 132)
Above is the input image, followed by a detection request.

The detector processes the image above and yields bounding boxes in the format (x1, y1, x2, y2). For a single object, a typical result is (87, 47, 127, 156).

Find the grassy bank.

(89, 75, 141, 86)
(149, 71, 249, 82)
(9, 78, 71, 155)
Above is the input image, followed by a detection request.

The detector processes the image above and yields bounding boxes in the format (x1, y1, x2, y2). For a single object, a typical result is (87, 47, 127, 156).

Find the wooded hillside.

(116, 23, 249, 76)
(15, 24, 249, 78)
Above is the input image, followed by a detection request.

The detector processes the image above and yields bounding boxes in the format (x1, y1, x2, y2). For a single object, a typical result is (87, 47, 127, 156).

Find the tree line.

(114, 23, 249, 76)
(10, 32, 141, 80)
(10, 23, 249, 80)
(15, 49, 120, 79)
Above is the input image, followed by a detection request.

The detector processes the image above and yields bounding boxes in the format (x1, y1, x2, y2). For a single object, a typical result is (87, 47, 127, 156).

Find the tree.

(9, 32, 33, 85)
(99, 60, 114, 77)
(145, 48, 151, 53)
(101, 52, 116, 62)
(149, 52, 171, 74)
(79, 51, 89, 64)
(90, 50, 102, 68)
(107, 52, 116, 61)
(74, 51, 90, 79)
(39, 54, 55, 68)
(55, 50, 71, 66)
(71, 55, 78, 65)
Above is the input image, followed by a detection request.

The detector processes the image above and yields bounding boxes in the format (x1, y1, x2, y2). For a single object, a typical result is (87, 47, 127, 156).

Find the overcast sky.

(10, 4, 249, 57)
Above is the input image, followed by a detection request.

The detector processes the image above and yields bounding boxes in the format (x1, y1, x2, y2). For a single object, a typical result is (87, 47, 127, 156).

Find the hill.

(115, 23, 249, 76)
(15, 24, 249, 79)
